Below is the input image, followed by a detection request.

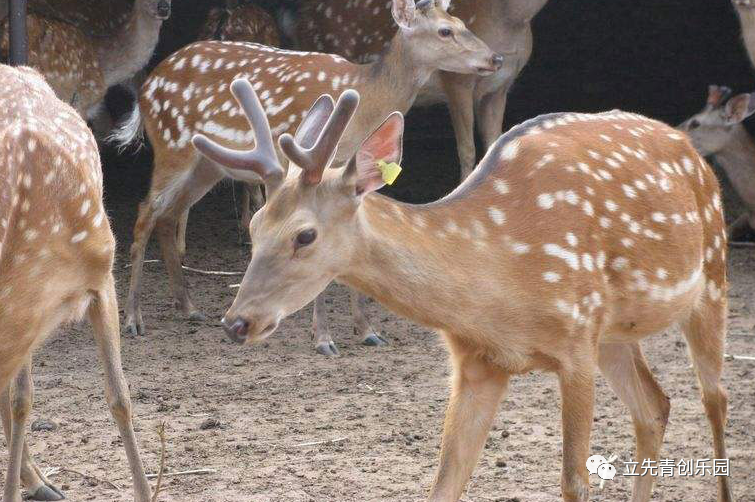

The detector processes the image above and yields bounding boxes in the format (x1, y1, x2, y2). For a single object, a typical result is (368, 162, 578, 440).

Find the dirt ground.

(2, 122, 755, 502)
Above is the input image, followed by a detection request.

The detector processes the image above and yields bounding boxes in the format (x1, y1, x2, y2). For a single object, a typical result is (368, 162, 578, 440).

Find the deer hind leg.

(350, 290, 387, 347)
(88, 274, 151, 502)
(154, 165, 225, 322)
(558, 361, 595, 502)
(1, 359, 45, 502)
(176, 207, 189, 263)
(1, 371, 64, 501)
(428, 336, 510, 502)
(439, 72, 477, 181)
(680, 297, 734, 502)
(239, 183, 264, 245)
(597, 342, 670, 502)
(125, 195, 161, 336)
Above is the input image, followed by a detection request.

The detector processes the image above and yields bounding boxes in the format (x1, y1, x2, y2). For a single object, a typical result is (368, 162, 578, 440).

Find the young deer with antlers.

(115, 0, 501, 355)
(194, 79, 734, 502)
(291, 0, 550, 179)
(0, 66, 151, 502)
(679, 85, 755, 239)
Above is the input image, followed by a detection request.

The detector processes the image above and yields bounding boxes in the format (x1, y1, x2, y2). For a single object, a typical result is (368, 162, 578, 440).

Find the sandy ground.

(2, 133, 755, 502)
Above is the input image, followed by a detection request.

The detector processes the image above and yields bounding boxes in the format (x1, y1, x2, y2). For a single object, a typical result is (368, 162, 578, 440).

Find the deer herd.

(0, 0, 750, 501)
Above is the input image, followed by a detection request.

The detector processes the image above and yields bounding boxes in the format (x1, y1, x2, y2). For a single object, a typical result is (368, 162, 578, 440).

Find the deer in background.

(0, 0, 135, 37)
(733, 0, 755, 68)
(0, 0, 170, 120)
(199, 0, 281, 46)
(0, 65, 151, 502)
(195, 78, 734, 502)
(113, 0, 502, 355)
(679, 85, 755, 239)
(289, 0, 550, 180)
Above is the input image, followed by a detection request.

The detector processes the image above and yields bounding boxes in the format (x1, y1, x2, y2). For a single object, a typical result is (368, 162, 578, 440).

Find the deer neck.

(338, 193, 516, 334)
(94, 0, 163, 88)
(352, 33, 435, 125)
(713, 126, 755, 208)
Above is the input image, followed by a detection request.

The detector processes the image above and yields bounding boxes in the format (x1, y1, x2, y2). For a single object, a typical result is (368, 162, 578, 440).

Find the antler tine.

(279, 89, 360, 185)
(191, 79, 284, 182)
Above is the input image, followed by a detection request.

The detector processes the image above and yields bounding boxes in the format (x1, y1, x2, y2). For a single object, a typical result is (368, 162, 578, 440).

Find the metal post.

(8, 0, 27, 66)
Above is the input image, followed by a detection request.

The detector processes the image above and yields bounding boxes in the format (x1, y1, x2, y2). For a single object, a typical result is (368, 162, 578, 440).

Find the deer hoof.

(315, 341, 339, 356)
(28, 483, 65, 501)
(362, 332, 388, 347)
(124, 320, 145, 337)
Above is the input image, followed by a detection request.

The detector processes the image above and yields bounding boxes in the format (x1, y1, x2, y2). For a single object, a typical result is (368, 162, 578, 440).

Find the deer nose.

(221, 316, 249, 344)
(157, 1, 171, 18)
(491, 53, 504, 69)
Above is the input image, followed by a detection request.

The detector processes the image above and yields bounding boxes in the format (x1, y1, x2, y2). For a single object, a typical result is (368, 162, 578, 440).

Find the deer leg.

(177, 207, 190, 263)
(557, 364, 594, 502)
(428, 337, 509, 501)
(155, 215, 204, 321)
(125, 198, 159, 336)
(2, 359, 34, 502)
(475, 84, 509, 149)
(312, 293, 338, 356)
(1, 380, 64, 501)
(439, 72, 477, 181)
(680, 297, 733, 502)
(88, 275, 152, 502)
(350, 290, 387, 347)
(598, 342, 670, 502)
(239, 183, 264, 245)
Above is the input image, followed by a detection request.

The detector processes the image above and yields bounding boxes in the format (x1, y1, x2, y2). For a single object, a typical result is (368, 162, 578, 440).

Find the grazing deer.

(733, 0, 755, 68)
(114, 0, 502, 355)
(199, 0, 281, 46)
(0, 65, 151, 502)
(679, 85, 755, 239)
(195, 79, 734, 502)
(0, 0, 170, 119)
(291, 0, 550, 179)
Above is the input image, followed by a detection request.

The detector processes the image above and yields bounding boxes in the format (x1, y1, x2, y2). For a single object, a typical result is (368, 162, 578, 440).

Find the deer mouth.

(476, 66, 497, 76)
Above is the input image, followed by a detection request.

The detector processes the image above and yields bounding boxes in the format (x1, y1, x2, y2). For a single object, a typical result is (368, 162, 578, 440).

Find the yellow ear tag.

(377, 160, 402, 185)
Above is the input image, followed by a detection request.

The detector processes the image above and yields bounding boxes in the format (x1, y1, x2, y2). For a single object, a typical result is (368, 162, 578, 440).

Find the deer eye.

(689, 119, 700, 130)
(438, 27, 453, 37)
(294, 229, 317, 248)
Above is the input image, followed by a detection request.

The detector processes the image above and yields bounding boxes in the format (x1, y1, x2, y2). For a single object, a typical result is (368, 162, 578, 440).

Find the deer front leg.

(439, 72, 477, 181)
(428, 338, 510, 501)
(312, 293, 338, 356)
(125, 199, 159, 336)
(475, 83, 510, 149)
(558, 365, 595, 502)
(0, 366, 64, 501)
(2, 359, 34, 502)
(350, 290, 387, 347)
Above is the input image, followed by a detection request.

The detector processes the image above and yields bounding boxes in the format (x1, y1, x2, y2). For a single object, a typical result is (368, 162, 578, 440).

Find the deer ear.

(294, 94, 335, 149)
(723, 93, 755, 125)
(344, 112, 404, 196)
(392, 0, 417, 29)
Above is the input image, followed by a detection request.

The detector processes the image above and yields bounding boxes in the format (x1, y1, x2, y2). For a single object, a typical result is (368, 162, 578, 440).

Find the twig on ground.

(293, 437, 347, 448)
(125, 260, 243, 276)
(146, 469, 217, 479)
(45, 467, 121, 491)
(724, 353, 755, 361)
(229, 283, 240, 289)
(151, 421, 167, 502)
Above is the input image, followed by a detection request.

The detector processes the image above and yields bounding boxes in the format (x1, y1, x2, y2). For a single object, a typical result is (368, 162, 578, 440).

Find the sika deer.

(195, 79, 734, 502)
(0, 65, 151, 502)
(291, 0, 550, 179)
(199, 0, 281, 46)
(679, 85, 755, 239)
(114, 0, 501, 355)
(0, 0, 170, 119)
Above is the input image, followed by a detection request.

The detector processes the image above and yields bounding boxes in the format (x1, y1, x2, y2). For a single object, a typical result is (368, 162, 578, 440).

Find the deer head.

(142, 0, 171, 20)
(193, 80, 383, 343)
(678, 85, 755, 155)
(392, 0, 503, 76)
